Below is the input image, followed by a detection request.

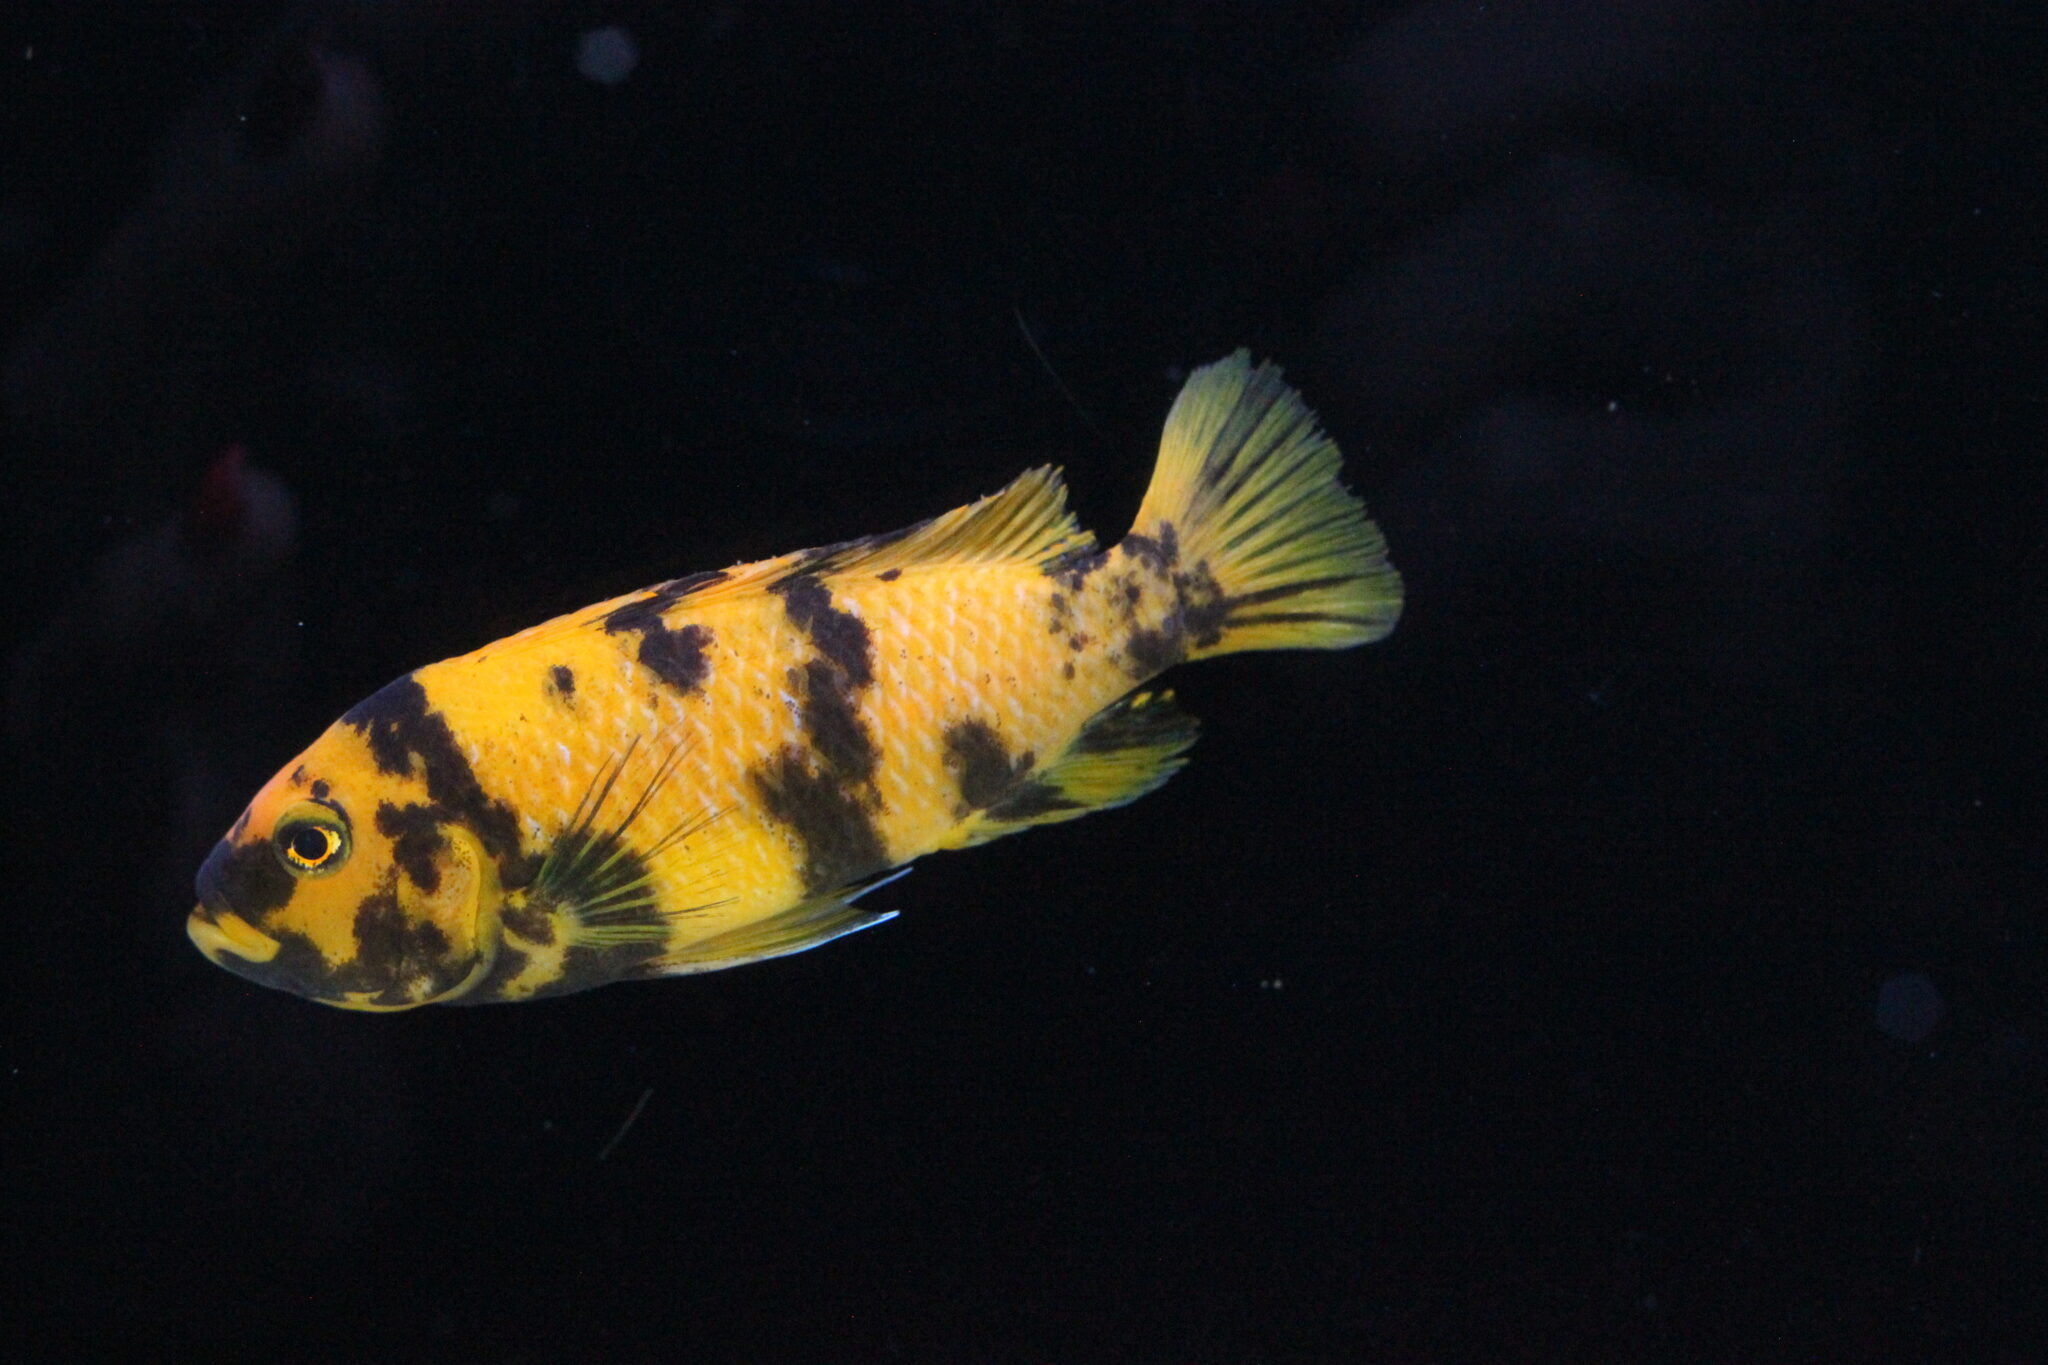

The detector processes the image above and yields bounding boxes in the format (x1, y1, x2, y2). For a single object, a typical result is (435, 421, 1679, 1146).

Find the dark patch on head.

(548, 664, 576, 699)
(289, 765, 307, 787)
(635, 621, 713, 695)
(876, 567, 902, 582)
(1124, 578, 1143, 608)
(772, 575, 873, 688)
(342, 673, 434, 777)
(310, 779, 331, 801)
(341, 672, 530, 886)
(353, 885, 450, 975)
(499, 902, 555, 946)
(794, 658, 877, 782)
(1125, 616, 1186, 676)
(197, 836, 295, 922)
(376, 802, 446, 895)
(944, 719, 1036, 811)
(214, 869, 476, 1006)
(753, 745, 886, 895)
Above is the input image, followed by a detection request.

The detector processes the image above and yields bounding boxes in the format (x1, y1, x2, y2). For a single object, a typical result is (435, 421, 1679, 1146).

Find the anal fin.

(955, 690, 1198, 847)
(652, 868, 908, 976)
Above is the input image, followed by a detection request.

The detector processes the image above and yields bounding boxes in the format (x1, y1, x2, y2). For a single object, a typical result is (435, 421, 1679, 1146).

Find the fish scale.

(188, 353, 1402, 1009)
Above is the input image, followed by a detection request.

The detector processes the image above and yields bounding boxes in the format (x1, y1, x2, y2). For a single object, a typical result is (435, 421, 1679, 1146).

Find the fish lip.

(187, 902, 282, 965)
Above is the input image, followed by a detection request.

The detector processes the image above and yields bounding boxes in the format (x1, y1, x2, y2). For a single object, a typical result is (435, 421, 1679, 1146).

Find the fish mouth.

(188, 902, 281, 965)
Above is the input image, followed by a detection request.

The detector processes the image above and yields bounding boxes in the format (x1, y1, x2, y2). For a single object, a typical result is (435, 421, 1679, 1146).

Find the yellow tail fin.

(1129, 351, 1402, 658)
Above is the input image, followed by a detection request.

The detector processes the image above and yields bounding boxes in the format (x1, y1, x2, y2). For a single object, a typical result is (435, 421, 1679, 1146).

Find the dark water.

(3, 4, 2040, 1360)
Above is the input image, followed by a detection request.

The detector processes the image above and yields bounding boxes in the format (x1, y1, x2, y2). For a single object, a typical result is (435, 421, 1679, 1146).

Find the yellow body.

(190, 353, 1402, 1009)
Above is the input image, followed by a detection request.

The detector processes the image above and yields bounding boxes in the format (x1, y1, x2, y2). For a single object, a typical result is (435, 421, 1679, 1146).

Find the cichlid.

(189, 353, 1402, 1010)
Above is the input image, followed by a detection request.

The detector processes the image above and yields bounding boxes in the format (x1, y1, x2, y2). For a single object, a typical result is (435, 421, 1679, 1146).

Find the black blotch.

(876, 568, 902, 582)
(986, 780, 1085, 821)
(1175, 561, 1230, 650)
(1047, 545, 1107, 590)
(601, 571, 729, 633)
(543, 939, 670, 999)
(196, 837, 294, 921)
(347, 883, 463, 1005)
(1062, 661, 1075, 680)
(637, 622, 713, 695)
(342, 673, 434, 777)
(1122, 523, 1179, 572)
(772, 575, 873, 687)
(602, 584, 717, 697)
(1125, 617, 1186, 676)
(1068, 634, 1089, 651)
(944, 719, 1036, 811)
(341, 672, 531, 886)
(461, 942, 530, 1004)
(795, 659, 877, 782)
(310, 779, 331, 801)
(548, 664, 576, 699)
(1049, 593, 1066, 612)
(753, 746, 886, 895)
(499, 902, 555, 946)
(376, 802, 446, 895)
(289, 765, 307, 786)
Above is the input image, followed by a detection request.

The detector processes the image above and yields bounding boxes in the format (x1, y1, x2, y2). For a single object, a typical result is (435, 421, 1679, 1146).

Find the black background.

(3, 3, 2042, 1360)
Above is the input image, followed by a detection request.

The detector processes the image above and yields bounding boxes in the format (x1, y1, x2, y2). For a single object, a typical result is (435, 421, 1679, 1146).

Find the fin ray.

(794, 464, 1094, 579)
(1132, 351, 1401, 657)
(651, 870, 906, 974)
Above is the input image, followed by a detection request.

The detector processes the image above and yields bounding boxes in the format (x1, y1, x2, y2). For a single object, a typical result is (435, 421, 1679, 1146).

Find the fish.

(188, 352, 1402, 1010)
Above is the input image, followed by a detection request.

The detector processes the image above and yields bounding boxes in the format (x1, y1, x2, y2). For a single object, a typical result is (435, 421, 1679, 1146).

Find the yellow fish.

(189, 353, 1402, 1010)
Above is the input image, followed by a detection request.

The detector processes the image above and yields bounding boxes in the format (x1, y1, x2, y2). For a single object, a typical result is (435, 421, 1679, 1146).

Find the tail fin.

(1130, 351, 1402, 659)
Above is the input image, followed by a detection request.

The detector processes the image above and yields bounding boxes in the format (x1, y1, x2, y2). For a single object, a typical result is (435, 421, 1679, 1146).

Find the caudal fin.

(1129, 351, 1401, 659)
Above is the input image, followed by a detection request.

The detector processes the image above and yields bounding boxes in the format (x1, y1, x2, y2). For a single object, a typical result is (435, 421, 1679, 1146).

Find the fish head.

(188, 724, 502, 1010)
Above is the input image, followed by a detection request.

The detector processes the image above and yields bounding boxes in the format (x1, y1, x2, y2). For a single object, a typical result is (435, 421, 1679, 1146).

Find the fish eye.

(274, 806, 350, 876)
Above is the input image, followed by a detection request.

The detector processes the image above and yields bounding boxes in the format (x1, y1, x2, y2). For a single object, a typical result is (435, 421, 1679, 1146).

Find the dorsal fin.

(485, 467, 1094, 661)
(793, 464, 1095, 579)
